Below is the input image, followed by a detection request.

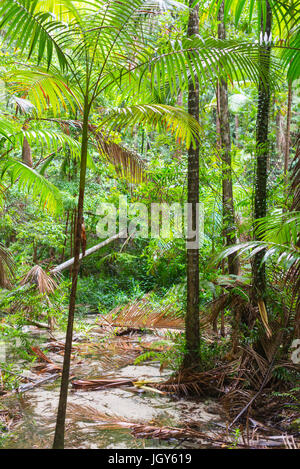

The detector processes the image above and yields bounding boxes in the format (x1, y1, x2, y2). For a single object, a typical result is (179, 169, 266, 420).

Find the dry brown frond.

(30, 345, 62, 374)
(96, 137, 146, 184)
(153, 363, 237, 397)
(99, 293, 209, 331)
(67, 403, 274, 448)
(71, 377, 136, 390)
(20, 265, 58, 294)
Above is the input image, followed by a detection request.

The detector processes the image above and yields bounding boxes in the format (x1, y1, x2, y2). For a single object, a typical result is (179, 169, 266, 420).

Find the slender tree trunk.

(217, 2, 240, 277)
(60, 210, 69, 263)
(22, 137, 33, 168)
(216, 2, 240, 351)
(183, 1, 201, 368)
(284, 81, 292, 185)
(276, 106, 285, 161)
(235, 115, 239, 147)
(216, 83, 221, 149)
(52, 101, 90, 449)
(252, 1, 272, 302)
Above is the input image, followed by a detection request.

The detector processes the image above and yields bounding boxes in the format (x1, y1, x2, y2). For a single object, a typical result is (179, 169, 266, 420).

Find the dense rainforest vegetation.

(0, 0, 299, 451)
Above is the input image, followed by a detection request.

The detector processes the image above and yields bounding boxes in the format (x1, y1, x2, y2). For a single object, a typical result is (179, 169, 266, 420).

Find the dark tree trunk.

(52, 102, 90, 449)
(183, 1, 201, 368)
(217, 1, 240, 277)
(253, 1, 272, 301)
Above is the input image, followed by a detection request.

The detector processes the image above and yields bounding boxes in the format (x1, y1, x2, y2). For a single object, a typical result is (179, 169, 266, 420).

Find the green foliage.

(0, 2, 298, 434)
(134, 331, 186, 371)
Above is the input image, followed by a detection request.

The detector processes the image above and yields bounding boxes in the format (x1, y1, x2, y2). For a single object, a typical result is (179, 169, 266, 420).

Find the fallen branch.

(25, 319, 51, 330)
(50, 229, 127, 274)
(18, 373, 60, 393)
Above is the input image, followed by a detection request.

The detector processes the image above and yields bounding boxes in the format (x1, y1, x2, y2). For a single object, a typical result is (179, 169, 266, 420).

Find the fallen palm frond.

(66, 402, 220, 441)
(71, 376, 161, 393)
(18, 373, 61, 392)
(221, 346, 300, 425)
(153, 362, 238, 397)
(0, 403, 22, 431)
(30, 362, 62, 375)
(20, 265, 57, 294)
(71, 377, 136, 390)
(100, 294, 184, 329)
(66, 403, 293, 448)
(42, 336, 83, 355)
(99, 292, 209, 331)
(31, 346, 53, 364)
(30, 345, 62, 374)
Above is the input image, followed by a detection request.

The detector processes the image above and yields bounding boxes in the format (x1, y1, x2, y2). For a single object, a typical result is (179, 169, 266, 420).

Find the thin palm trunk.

(22, 137, 33, 168)
(183, 1, 201, 368)
(253, 1, 272, 301)
(217, 1, 240, 351)
(284, 81, 292, 185)
(52, 102, 89, 449)
(217, 1, 240, 277)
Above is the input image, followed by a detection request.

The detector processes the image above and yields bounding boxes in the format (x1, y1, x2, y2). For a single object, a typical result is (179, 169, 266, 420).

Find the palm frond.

(20, 265, 58, 294)
(99, 291, 209, 330)
(280, 24, 300, 82)
(0, 119, 96, 171)
(4, 68, 81, 116)
(0, 156, 63, 214)
(95, 136, 146, 183)
(56, 119, 146, 182)
(254, 210, 300, 245)
(100, 293, 185, 330)
(0, 0, 69, 69)
(209, 0, 300, 34)
(25, 128, 79, 156)
(98, 104, 201, 150)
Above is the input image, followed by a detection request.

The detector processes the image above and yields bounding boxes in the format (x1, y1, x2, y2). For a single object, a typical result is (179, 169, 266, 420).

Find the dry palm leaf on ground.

(71, 377, 136, 390)
(153, 362, 239, 397)
(71, 376, 163, 393)
(30, 345, 62, 374)
(66, 403, 295, 448)
(99, 292, 209, 331)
